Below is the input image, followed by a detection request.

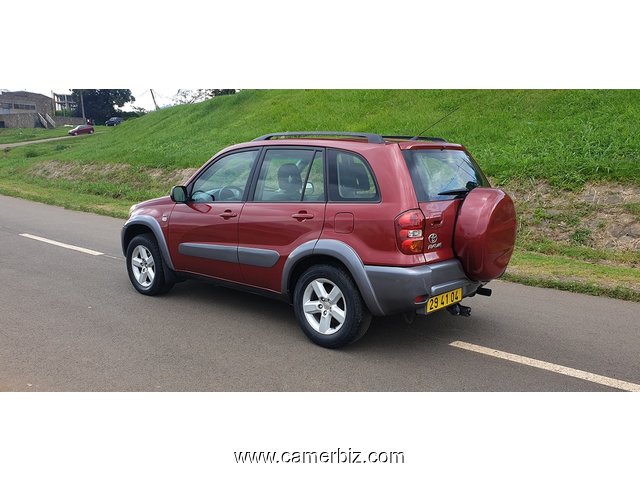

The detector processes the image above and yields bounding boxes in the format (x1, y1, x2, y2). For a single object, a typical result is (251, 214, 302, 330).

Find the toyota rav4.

(122, 132, 517, 348)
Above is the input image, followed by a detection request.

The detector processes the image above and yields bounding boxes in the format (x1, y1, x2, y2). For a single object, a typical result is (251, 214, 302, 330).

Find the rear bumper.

(364, 259, 482, 316)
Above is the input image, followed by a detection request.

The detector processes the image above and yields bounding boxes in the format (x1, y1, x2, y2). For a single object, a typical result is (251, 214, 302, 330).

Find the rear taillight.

(395, 209, 425, 255)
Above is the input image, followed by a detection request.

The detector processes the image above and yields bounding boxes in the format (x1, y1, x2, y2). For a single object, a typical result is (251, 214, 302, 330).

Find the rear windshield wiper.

(437, 182, 479, 198)
(437, 188, 470, 197)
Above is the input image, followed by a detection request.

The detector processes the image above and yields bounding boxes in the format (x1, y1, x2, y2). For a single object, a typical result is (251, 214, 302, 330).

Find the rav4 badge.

(427, 233, 442, 250)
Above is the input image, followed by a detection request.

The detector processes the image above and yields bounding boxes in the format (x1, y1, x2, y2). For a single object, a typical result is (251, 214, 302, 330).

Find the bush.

(570, 228, 592, 246)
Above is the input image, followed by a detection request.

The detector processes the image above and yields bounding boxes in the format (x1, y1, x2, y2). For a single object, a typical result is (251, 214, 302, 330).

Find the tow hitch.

(447, 304, 471, 317)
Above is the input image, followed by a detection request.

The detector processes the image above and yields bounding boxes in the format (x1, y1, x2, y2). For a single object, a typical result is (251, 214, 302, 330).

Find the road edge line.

(450, 340, 640, 392)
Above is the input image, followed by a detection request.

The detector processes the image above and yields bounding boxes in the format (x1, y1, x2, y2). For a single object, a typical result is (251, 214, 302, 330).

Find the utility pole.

(150, 89, 160, 111)
(80, 90, 86, 121)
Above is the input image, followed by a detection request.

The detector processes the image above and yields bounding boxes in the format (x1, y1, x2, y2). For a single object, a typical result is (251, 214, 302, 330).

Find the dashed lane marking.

(19, 233, 104, 256)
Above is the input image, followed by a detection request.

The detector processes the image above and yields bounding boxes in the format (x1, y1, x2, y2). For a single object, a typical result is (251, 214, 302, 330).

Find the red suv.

(122, 132, 516, 348)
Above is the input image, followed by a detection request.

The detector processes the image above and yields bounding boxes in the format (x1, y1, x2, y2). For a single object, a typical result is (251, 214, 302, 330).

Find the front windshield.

(402, 149, 489, 201)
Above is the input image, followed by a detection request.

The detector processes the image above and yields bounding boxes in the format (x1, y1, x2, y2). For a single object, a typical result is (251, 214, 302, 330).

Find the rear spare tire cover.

(454, 188, 517, 282)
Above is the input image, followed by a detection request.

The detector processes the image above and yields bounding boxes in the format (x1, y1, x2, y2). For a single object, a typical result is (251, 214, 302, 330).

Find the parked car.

(121, 132, 517, 348)
(105, 117, 124, 126)
(68, 124, 94, 135)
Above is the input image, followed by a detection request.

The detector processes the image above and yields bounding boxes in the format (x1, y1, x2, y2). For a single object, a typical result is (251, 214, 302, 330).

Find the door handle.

(219, 210, 237, 219)
(291, 211, 314, 221)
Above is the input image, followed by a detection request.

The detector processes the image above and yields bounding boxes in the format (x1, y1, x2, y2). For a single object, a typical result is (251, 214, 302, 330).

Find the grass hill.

(1, 90, 638, 300)
(7, 90, 640, 186)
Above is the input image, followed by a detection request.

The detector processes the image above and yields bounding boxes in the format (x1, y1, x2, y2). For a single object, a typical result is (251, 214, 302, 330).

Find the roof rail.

(253, 131, 385, 144)
(382, 135, 448, 142)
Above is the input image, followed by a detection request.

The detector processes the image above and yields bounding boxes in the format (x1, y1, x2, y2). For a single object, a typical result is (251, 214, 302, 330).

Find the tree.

(118, 106, 147, 120)
(172, 89, 237, 105)
(71, 89, 135, 123)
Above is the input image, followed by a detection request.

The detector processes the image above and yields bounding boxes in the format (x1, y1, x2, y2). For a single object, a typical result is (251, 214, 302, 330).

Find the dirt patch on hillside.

(497, 179, 640, 252)
(27, 161, 640, 254)
(31, 161, 198, 188)
(35, 161, 129, 180)
(143, 167, 198, 185)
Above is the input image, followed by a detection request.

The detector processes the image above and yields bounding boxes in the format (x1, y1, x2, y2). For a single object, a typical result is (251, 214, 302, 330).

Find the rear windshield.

(402, 149, 489, 202)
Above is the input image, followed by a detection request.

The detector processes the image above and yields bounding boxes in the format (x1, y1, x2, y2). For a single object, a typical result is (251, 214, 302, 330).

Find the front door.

(238, 148, 326, 293)
(168, 149, 260, 284)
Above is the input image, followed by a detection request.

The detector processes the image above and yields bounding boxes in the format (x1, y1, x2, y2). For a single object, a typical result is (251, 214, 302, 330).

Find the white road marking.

(450, 340, 640, 392)
(19, 233, 104, 256)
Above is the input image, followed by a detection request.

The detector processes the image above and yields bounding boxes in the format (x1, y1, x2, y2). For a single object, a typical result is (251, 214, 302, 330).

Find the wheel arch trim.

(121, 215, 175, 271)
(282, 239, 384, 316)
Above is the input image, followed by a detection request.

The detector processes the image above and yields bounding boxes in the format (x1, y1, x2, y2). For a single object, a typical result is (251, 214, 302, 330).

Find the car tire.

(293, 265, 371, 348)
(126, 233, 174, 296)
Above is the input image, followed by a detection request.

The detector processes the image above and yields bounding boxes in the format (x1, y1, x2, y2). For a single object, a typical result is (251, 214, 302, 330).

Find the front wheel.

(293, 265, 371, 348)
(126, 233, 174, 295)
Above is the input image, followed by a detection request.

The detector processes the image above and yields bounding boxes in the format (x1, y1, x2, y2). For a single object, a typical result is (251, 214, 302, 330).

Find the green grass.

(624, 203, 640, 217)
(0, 176, 133, 217)
(1, 90, 639, 301)
(0, 125, 109, 145)
(516, 237, 640, 266)
(0, 127, 75, 144)
(3, 90, 639, 186)
(507, 251, 640, 302)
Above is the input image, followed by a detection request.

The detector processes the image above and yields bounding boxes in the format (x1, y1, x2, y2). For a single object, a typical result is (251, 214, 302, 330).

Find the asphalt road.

(1, 194, 638, 391)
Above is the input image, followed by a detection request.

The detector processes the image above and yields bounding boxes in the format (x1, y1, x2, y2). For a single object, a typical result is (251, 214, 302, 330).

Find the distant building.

(0, 90, 84, 129)
(53, 92, 78, 113)
(0, 91, 53, 116)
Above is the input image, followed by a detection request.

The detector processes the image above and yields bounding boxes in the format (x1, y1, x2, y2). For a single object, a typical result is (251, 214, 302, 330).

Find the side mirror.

(170, 185, 188, 203)
(305, 182, 314, 195)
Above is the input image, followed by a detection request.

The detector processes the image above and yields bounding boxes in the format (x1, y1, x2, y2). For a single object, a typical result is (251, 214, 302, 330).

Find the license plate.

(426, 288, 462, 313)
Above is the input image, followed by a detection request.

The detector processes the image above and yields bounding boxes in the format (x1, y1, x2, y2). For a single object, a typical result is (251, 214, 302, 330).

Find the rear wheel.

(293, 265, 371, 348)
(126, 234, 174, 295)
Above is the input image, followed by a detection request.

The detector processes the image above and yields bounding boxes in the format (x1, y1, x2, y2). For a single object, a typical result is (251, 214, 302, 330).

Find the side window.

(327, 149, 379, 202)
(253, 149, 324, 202)
(190, 150, 258, 203)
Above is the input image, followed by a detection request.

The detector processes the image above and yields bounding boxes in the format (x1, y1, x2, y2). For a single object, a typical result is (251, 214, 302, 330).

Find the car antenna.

(410, 105, 461, 141)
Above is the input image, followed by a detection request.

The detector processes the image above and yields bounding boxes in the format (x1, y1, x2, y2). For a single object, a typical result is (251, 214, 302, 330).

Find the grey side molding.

(121, 215, 175, 271)
(179, 243, 238, 263)
(281, 239, 385, 316)
(238, 247, 279, 268)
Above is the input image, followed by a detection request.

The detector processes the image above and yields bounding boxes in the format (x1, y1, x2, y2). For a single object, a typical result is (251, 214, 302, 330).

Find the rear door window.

(252, 148, 323, 202)
(402, 149, 489, 201)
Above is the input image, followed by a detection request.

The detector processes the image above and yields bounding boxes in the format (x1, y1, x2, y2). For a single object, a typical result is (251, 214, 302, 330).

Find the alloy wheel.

(131, 245, 155, 288)
(302, 278, 347, 335)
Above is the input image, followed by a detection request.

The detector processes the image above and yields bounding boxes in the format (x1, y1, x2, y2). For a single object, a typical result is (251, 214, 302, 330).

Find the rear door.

(168, 148, 260, 283)
(401, 147, 489, 263)
(237, 148, 326, 293)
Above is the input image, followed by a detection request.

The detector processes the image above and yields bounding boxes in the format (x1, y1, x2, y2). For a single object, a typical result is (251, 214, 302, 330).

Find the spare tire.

(454, 188, 517, 282)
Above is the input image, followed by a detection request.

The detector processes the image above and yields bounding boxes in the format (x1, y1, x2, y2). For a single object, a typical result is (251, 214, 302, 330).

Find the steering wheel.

(218, 186, 242, 201)
(190, 190, 215, 202)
